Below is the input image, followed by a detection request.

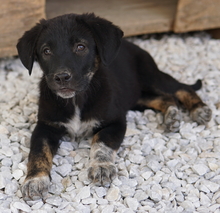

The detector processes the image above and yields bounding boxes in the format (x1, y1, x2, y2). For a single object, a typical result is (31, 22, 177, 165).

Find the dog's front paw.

(22, 176, 50, 201)
(88, 161, 117, 186)
(191, 105, 212, 125)
(164, 106, 181, 132)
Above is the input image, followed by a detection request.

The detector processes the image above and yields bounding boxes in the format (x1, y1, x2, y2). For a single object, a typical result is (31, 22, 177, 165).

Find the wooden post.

(174, 0, 220, 33)
(0, 0, 45, 58)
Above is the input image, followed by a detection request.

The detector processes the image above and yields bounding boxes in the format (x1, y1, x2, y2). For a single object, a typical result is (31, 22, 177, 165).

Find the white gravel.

(0, 32, 220, 213)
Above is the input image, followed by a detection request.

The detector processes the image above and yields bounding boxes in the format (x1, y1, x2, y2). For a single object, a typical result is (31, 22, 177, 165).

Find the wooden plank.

(174, 0, 220, 33)
(207, 28, 220, 39)
(0, 0, 45, 58)
(46, 0, 178, 37)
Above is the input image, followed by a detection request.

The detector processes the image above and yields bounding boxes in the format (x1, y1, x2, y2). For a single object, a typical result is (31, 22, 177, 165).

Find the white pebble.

(148, 185, 163, 202)
(203, 180, 220, 193)
(147, 160, 162, 172)
(198, 184, 210, 193)
(209, 204, 220, 212)
(200, 192, 211, 206)
(5, 181, 18, 195)
(78, 170, 88, 182)
(75, 186, 90, 201)
(0, 173, 7, 189)
(74, 153, 82, 163)
(97, 198, 108, 205)
(112, 177, 122, 186)
(101, 205, 114, 213)
(124, 197, 139, 211)
(55, 164, 72, 177)
(187, 174, 199, 184)
(81, 197, 96, 205)
(192, 164, 209, 176)
(78, 140, 90, 149)
(13, 202, 31, 212)
(208, 162, 219, 171)
(32, 200, 44, 210)
(125, 128, 141, 136)
(128, 153, 144, 164)
(134, 190, 148, 202)
(128, 164, 139, 178)
(141, 171, 153, 180)
(0, 146, 13, 157)
(12, 169, 23, 180)
(180, 200, 195, 211)
(0, 125, 9, 134)
(120, 184, 135, 197)
(166, 159, 179, 168)
(46, 196, 62, 206)
(95, 187, 107, 198)
(1, 158, 12, 167)
(106, 187, 120, 201)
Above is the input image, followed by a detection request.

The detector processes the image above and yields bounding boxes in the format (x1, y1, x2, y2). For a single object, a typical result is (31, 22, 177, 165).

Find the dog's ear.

(79, 13, 124, 66)
(16, 21, 44, 75)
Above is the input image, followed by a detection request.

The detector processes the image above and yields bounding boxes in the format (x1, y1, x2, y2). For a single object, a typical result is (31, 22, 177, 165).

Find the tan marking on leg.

(138, 97, 176, 114)
(26, 140, 53, 179)
(92, 133, 100, 145)
(175, 90, 212, 124)
(138, 95, 181, 132)
(175, 90, 204, 110)
(23, 140, 53, 200)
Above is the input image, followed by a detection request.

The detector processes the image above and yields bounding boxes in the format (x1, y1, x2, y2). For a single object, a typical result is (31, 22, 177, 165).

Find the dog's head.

(17, 13, 123, 99)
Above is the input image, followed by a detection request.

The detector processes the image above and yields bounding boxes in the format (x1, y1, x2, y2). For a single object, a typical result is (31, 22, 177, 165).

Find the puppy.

(17, 13, 212, 200)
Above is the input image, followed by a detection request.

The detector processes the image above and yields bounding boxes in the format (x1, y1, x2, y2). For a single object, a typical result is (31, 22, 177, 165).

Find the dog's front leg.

(22, 121, 65, 200)
(88, 120, 126, 186)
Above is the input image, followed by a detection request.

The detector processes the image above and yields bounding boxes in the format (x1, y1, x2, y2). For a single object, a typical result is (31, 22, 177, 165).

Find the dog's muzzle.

(46, 71, 91, 99)
(46, 72, 76, 98)
(57, 88, 76, 99)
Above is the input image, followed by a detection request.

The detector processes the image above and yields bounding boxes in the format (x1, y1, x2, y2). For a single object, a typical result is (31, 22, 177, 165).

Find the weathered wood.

(1, 0, 220, 58)
(174, 0, 220, 33)
(0, 0, 45, 58)
(207, 28, 220, 39)
(46, 0, 178, 37)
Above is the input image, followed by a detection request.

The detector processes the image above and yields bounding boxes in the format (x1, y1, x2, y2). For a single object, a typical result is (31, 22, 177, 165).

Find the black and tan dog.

(17, 13, 211, 200)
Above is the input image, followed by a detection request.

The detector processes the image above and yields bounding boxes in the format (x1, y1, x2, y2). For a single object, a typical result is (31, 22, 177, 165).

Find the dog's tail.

(189, 79, 202, 91)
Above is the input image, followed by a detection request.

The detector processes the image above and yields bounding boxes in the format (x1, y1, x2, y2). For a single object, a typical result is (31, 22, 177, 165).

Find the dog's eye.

(76, 44, 85, 52)
(43, 48, 52, 55)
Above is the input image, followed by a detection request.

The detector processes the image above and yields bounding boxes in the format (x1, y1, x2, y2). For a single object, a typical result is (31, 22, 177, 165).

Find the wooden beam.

(207, 28, 220, 39)
(0, 0, 46, 58)
(174, 0, 220, 33)
(46, 0, 178, 37)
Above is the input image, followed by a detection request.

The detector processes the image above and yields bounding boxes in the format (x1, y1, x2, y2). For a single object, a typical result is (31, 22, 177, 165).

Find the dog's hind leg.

(136, 91, 181, 132)
(175, 89, 212, 124)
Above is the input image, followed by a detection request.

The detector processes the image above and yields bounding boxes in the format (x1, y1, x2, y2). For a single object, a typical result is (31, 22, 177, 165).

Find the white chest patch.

(62, 107, 100, 138)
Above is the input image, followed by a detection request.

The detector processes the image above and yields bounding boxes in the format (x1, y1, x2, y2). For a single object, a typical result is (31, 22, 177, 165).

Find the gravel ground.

(0, 32, 220, 213)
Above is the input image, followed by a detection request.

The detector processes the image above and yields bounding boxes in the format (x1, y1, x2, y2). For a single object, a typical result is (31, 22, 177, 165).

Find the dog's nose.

(54, 73, 72, 84)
